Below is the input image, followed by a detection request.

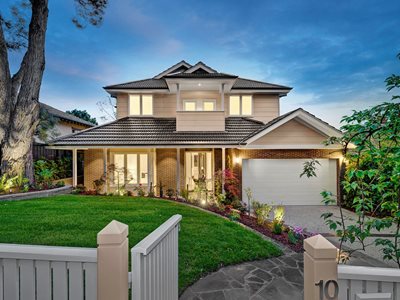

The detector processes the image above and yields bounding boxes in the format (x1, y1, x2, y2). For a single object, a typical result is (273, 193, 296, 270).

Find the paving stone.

(223, 288, 251, 300)
(251, 269, 273, 283)
(256, 278, 303, 300)
(221, 263, 256, 284)
(180, 288, 202, 300)
(190, 271, 231, 293)
(245, 275, 264, 283)
(282, 266, 303, 286)
(246, 282, 264, 295)
(198, 291, 226, 300)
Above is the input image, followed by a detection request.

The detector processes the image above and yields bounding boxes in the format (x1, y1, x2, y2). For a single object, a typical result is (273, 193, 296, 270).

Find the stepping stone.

(198, 290, 226, 300)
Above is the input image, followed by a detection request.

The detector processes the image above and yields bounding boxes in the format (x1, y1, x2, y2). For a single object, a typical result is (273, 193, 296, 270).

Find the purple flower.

(293, 226, 304, 237)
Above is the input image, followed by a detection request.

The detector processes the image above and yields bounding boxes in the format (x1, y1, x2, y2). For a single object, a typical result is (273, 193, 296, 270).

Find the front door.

(185, 151, 213, 191)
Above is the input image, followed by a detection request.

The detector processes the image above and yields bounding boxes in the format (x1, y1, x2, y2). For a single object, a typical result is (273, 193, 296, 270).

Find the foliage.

(71, 184, 86, 194)
(133, 184, 146, 197)
(66, 109, 98, 125)
(273, 205, 285, 223)
(272, 220, 283, 235)
(166, 188, 175, 199)
(228, 209, 241, 222)
(252, 200, 273, 225)
(36, 106, 60, 142)
(0, 174, 17, 193)
(288, 226, 304, 244)
(180, 188, 189, 201)
(214, 169, 240, 205)
(300, 159, 321, 178)
(34, 160, 56, 185)
(305, 56, 400, 267)
(93, 175, 105, 194)
(192, 174, 207, 201)
(97, 96, 116, 122)
(55, 181, 65, 188)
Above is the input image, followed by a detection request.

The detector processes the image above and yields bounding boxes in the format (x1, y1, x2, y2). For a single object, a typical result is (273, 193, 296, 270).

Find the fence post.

(304, 234, 338, 300)
(97, 220, 129, 300)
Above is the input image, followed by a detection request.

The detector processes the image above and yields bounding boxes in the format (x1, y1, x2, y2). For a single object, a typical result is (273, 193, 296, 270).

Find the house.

(49, 61, 343, 205)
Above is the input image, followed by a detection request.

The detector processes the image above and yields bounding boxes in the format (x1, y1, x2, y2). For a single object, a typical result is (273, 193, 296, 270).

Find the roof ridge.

(103, 78, 165, 90)
(153, 60, 192, 79)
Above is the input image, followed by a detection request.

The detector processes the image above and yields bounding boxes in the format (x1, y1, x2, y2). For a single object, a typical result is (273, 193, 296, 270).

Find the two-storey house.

(50, 61, 343, 205)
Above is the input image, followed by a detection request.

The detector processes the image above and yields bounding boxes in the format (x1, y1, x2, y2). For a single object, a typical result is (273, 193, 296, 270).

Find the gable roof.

(49, 117, 264, 147)
(154, 60, 192, 79)
(104, 61, 292, 93)
(184, 61, 217, 74)
(242, 108, 342, 145)
(40, 103, 95, 128)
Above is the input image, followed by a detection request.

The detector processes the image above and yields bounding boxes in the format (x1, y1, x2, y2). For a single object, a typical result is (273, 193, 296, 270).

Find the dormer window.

(129, 95, 153, 116)
(229, 95, 252, 116)
(183, 99, 216, 111)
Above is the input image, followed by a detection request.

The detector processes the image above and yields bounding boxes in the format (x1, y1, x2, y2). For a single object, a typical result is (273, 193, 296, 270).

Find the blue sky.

(3, 0, 400, 126)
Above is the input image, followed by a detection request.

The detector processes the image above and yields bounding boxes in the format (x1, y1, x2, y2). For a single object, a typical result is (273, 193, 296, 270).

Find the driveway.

(283, 205, 397, 267)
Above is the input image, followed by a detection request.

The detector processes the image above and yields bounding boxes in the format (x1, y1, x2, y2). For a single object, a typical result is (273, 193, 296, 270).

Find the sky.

(2, 0, 400, 127)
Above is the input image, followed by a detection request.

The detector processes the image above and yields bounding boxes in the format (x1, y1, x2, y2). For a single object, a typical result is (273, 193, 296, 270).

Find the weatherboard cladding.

(50, 117, 264, 146)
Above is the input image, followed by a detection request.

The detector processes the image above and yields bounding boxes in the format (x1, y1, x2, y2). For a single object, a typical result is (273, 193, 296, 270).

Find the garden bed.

(0, 185, 72, 201)
(165, 197, 313, 252)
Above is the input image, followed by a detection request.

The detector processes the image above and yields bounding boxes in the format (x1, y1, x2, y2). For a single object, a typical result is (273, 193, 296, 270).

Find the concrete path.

(283, 205, 398, 267)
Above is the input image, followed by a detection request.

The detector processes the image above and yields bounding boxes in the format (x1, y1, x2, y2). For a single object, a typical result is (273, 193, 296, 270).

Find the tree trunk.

(0, 0, 49, 177)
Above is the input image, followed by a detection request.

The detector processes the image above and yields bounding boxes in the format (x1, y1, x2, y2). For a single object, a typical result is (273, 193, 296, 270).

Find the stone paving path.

(180, 252, 304, 300)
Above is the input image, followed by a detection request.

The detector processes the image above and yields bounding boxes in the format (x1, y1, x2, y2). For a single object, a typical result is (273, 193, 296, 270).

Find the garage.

(242, 159, 337, 205)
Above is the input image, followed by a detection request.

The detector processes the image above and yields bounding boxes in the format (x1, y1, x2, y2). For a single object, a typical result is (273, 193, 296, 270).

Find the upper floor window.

(129, 95, 153, 116)
(229, 95, 252, 116)
(183, 99, 216, 111)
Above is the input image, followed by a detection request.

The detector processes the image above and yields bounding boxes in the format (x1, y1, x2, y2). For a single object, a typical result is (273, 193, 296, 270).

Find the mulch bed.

(163, 197, 310, 253)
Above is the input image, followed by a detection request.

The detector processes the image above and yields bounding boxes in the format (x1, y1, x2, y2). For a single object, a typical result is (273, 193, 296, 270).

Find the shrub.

(55, 181, 65, 188)
(93, 176, 106, 194)
(0, 174, 17, 194)
(72, 184, 86, 194)
(272, 220, 283, 235)
(228, 209, 240, 222)
(252, 200, 273, 225)
(133, 184, 146, 197)
(214, 169, 240, 205)
(166, 188, 175, 199)
(159, 180, 164, 198)
(287, 230, 298, 244)
(148, 182, 155, 198)
(180, 188, 189, 201)
(273, 205, 285, 223)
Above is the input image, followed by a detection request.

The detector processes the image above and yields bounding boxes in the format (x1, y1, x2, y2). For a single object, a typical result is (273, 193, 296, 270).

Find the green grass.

(0, 195, 282, 291)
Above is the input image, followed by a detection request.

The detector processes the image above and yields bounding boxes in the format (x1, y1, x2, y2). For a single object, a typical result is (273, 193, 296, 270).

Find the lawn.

(0, 195, 281, 291)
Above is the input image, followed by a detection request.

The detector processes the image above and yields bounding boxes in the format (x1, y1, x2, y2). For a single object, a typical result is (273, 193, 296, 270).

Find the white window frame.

(182, 99, 217, 111)
(128, 94, 153, 116)
(110, 151, 149, 186)
(229, 95, 253, 116)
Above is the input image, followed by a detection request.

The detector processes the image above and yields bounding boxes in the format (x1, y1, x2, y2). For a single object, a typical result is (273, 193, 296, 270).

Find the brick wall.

(227, 148, 343, 200)
(84, 149, 104, 189)
(156, 149, 184, 195)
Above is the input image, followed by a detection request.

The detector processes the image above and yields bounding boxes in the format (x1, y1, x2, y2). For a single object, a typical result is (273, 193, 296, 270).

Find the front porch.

(78, 147, 229, 196)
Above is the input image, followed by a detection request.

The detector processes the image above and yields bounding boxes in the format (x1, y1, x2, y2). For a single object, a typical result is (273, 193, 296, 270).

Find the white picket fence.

(338, 265, 400, 300)
(304, 234, 400, 300)
(131, 214, 181, 300)
(0, 244, 97, 300)
(0, 214, 182, 300)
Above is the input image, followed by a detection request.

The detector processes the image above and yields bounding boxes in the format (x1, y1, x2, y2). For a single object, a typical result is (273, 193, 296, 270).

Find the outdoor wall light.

(234, 157, 240, 164)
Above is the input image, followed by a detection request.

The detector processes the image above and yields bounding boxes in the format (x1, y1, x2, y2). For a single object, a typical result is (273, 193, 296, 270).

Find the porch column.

(222, 148, 226, 194)
(220, 83, 225, 111)
(72, 148, 78, 187)
(176, 83, 180, 111)
(148, 149, 154, 192)
(176, 148, 180, 195)
(103, 148, 108, 193)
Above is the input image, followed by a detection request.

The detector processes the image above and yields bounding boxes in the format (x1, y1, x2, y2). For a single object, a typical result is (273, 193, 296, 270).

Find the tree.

(97, 96, 116, 122)
(0, 0, 108, 179)
(66, 109, 98, 125)
(303, 53, 400, 267)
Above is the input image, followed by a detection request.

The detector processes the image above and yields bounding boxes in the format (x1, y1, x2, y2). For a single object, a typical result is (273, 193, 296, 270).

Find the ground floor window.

(111, 153, 148, 185)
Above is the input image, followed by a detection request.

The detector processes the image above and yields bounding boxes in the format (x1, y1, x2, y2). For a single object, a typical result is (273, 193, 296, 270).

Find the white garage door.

(242, 159, 337, 205)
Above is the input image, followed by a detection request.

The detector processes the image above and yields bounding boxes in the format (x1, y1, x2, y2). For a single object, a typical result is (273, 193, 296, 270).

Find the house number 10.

(315, 280, 339, 299)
